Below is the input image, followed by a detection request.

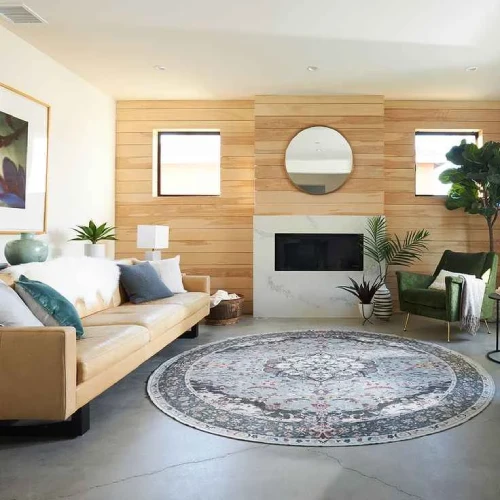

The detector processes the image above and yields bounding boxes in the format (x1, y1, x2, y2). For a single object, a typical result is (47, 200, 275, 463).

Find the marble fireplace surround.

(253, 215, 380, 318)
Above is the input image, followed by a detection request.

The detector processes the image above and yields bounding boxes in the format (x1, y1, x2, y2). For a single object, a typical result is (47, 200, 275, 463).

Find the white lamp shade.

(137, 225, 169, 249)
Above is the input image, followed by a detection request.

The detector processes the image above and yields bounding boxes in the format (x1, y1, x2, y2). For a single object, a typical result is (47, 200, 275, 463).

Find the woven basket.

(206, 295, 245, 326)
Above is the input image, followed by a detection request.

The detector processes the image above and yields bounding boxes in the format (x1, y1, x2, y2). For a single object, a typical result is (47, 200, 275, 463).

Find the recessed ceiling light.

(153, 65, 166, 71)
(316, 148, 323, 152)
(465, 66, 478, 72)
(307, 66, 319, 72)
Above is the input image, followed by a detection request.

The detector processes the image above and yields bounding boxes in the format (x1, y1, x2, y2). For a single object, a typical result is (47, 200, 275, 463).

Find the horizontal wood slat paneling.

(384, 100, 500, 308)
(115, 100, 255, 310)
(116, 96, 500, 317)
(254, 95, 385, 215)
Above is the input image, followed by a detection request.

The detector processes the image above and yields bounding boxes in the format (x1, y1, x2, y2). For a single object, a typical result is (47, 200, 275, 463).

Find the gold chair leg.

(484, 320, 491, 334)
(403, 313, 410, 332)
(447, 322, 450, 343)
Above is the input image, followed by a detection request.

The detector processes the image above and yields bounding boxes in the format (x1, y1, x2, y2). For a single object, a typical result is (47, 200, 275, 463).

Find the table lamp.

(137, 225, 169, 261)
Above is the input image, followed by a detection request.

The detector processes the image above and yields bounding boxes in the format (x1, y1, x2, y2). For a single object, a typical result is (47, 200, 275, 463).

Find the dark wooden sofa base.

(180, 322, 199, 339)
(0, 404, 90, 439)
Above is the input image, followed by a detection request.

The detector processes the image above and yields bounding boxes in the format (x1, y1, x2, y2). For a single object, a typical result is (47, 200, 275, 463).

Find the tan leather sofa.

(0, 259, 210, 436)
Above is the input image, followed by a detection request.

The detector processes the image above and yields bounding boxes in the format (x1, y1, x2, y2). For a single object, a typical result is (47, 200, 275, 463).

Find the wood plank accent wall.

(115, 96, 500, 315)
(384, 100, 500, 301)
(115, 100, 255, 312)
(254, 95, 385, 215)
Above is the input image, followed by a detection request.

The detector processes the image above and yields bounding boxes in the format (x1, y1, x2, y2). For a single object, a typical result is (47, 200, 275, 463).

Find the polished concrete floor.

(1, 315, 500, 500)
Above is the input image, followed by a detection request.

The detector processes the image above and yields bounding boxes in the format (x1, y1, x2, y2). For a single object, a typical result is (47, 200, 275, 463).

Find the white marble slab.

(253, 215, 380, 318)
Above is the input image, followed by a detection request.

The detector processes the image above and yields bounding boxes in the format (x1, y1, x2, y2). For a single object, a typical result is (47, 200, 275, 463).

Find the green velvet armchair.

(396, 250, 498, 342)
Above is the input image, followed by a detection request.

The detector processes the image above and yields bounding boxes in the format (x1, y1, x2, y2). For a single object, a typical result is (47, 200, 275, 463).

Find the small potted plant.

(70, 220, 116, 259)
(337, 276, 382, 324)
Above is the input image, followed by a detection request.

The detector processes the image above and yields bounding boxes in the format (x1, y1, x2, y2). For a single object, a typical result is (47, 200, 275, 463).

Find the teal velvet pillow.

(15, 275, 85, 338)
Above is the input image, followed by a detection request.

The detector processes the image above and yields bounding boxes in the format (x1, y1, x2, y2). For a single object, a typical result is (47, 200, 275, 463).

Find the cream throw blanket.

(460, 274, 485, 334)
(210, 290, 240, 308)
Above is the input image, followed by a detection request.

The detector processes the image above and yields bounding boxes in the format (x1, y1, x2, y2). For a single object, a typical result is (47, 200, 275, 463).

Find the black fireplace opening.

(275, 233, 363, 271)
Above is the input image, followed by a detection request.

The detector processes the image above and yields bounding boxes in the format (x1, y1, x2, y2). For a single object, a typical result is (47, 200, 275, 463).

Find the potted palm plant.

(70, 220, 116, 258)
(364, 216, 430, 320)
(337, 276, 383, 324)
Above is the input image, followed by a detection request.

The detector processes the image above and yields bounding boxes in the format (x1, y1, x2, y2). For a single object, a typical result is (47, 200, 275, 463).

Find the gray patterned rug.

(147, 330, 494, 446)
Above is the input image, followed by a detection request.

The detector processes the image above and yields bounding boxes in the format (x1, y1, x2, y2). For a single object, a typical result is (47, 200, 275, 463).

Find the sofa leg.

(485, 320, 491, 334)
(181, 322, 199, 339)
(447, 322, 451, 343)
(403, 313, 410, 332)
(71, 404, 90, 437)
(0, 404, 90, 439)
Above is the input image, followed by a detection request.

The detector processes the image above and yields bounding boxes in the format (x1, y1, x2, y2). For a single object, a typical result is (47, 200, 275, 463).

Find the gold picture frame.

(0, 82, 50, 234)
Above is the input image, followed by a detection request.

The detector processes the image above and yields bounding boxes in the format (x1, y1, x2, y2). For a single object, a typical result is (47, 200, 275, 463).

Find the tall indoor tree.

(439, 140, 500, 252)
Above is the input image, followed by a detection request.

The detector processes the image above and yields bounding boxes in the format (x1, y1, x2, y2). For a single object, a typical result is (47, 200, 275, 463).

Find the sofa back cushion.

(2, 257, 122, 318)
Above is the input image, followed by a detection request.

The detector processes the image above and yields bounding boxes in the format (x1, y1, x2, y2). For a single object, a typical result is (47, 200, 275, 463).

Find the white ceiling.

(3, 0, 500, 100)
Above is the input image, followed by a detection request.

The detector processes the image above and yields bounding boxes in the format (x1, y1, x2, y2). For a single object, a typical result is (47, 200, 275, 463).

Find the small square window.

(156, 131, 221, 196)
(415, 131, 479, 196)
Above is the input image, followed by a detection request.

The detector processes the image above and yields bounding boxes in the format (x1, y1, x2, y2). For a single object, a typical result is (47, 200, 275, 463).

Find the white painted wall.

(0, 26, 115, 260)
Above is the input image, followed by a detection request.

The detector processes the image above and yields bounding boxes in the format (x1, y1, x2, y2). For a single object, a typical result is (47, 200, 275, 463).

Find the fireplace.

(254, 215, 377, 318)
(275, 233, 363, 272)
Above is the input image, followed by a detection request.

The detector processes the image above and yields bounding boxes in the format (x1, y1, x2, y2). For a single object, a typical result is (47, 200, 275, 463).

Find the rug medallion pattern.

(147, 331, 494, 446)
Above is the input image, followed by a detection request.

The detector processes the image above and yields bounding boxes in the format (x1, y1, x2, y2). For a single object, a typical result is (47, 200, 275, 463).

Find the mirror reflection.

(285, 126, 353, 194)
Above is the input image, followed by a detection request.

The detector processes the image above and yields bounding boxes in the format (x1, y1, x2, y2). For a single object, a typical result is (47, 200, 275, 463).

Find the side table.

(487, 293, 500, 364)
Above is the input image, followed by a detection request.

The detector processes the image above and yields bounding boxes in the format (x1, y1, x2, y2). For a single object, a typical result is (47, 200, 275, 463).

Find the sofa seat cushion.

(77, 325, 150, 383)
(402, 288, 447, 310)
(81, 303, 187, 340)
(144, 292, 209, 314)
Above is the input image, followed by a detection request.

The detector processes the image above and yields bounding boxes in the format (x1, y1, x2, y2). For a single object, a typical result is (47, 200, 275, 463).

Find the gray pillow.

(118, 262, 173, 304)
(0, 282, 43, 327)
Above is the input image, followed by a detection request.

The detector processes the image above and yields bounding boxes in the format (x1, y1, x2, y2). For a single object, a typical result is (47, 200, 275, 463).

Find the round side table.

(487, 293, 500, 364)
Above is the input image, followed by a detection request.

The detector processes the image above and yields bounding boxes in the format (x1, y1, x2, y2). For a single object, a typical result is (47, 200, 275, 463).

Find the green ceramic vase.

(4, 233, 49, 265)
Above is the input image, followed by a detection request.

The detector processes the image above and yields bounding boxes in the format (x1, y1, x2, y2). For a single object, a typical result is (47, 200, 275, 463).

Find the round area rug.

(147, 330, 495, 446)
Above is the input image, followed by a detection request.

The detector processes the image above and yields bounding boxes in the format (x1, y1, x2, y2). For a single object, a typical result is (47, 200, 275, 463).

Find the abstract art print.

(0, 84, 49, 233)
(0, 111, 28, 209)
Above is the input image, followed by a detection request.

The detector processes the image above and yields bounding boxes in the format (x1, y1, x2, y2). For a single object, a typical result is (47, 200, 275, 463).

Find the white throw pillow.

(149, 256, 186, 294)
(0, 282, 43, 327)
(428, 270, 477, 291)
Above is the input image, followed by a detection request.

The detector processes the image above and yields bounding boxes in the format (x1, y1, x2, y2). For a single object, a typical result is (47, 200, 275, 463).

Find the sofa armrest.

(0, 328, 77, 421)
(183, 275, 210, 294)
(396, 271, 434, 292)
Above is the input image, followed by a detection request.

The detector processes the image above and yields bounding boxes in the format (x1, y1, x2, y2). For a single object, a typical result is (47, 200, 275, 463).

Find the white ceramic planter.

(358, 303, 374, 322)
(84, 243, 106, 259)
(374, 283, 393, 321)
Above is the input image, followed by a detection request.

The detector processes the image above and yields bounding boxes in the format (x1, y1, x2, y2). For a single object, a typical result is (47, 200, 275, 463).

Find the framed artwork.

(0, 83, 49, 233)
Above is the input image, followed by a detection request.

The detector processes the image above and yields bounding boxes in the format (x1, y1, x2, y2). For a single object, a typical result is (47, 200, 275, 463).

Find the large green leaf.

(363, 215, 389, 266)
(439, 168, 466, 185)
(385, 230, 430, 268)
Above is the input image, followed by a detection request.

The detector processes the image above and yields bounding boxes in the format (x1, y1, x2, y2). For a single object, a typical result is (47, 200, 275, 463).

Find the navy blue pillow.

(118, 262, 173, 304)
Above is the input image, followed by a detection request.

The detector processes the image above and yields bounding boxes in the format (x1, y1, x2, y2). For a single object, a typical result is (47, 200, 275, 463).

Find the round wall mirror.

(285, 126, 353, 194)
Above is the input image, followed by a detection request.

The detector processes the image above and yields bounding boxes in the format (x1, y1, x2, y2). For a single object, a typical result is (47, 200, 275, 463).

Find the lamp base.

(144, 250, 162, 261)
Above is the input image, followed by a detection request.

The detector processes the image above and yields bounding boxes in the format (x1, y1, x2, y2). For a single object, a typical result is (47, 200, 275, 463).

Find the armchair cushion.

(435, 251, 486, 278)
(401, 288, 447, 310)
